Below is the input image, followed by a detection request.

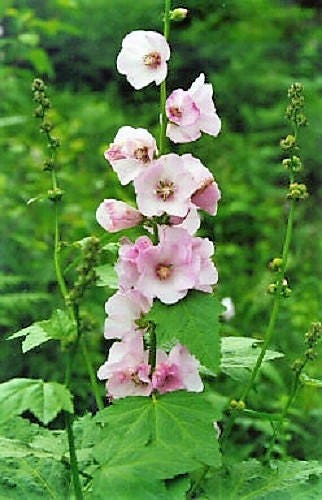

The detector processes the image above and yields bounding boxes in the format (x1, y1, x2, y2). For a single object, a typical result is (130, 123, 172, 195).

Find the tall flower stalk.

(222, 83, 308, 442)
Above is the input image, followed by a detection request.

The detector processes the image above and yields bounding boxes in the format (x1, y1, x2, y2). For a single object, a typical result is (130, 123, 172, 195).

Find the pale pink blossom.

(97, 333, 152, 399)
(191, 236, 218, 292)
(152, 344, 203, 394)
(116, 236, 153, 292)
(104, 289, 152, 339)
(136, 227, 199, 304)
(117, 31, 170, 90)
(166, 73, 221, 143)
(181, 154, 221, 215)
(169, 204, 201, 235)
(134, 154, 198, 217)
(96, 199, 143, 233)
(104, 126, 157, 185)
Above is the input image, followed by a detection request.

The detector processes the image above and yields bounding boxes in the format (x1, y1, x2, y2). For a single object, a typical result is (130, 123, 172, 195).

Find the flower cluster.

(97, 28, 222, 400)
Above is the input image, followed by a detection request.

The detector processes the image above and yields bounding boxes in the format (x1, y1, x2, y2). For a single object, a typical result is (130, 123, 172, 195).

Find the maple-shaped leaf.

(146, 291, 223, 373)
(0, 378, 73, 425)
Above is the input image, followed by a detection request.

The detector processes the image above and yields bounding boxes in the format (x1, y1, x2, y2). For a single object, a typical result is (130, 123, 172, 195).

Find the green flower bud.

(287, 183, 308, 200)
(280, 134, 296, 150)
(48, 187, 64, 202)
(267, 283, 277, 295)
(292, 358, 304, 373)
(32, 78, 45, 92)
(43, 159, 54, 171)
(269, 257, 283, 272)
(170, 8, 188, 21)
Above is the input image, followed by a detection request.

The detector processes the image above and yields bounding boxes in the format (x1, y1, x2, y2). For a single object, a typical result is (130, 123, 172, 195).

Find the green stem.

(221, 198, 296, 445)
(80, 336, 104, 411)
(159, 0, 171, 155)
(65, 412, 84, 500)
(265, 365, 303, 460)
(149, 324, 157, 371)
(241, 197, 296, 402)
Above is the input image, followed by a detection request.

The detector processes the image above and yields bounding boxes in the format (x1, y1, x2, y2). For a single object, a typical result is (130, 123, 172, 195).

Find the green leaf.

(0, 417, 68, 498)
(7, 309, 76, 352)
(221, 337, 283, 377)
(94, 391, 221, 469)
(95, 263, 118, 289)
(90, 392, 221, 498)
(300, 373, 322, 388)
(0, 379, 73, 424)
(146, 291, 223, 373)
(202, 459, 322, 499)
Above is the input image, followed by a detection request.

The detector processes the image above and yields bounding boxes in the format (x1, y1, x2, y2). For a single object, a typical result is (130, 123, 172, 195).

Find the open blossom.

(169, 204, 201, 235)
(166, 73, 221, 143)
(104, 126, 157, 185)
(96, 199, 143, 233)
(191, 236, 218, 292)
(181, 154, 221, 215)
(116, 235, 153, 292)
(136, 227, 199, 304)
(117, 30, 170, 90)
(104, 289, 152, 339)
(97, 333, 152, 399)
(152, 344, 203, 394)
(134, 154, 198, 217)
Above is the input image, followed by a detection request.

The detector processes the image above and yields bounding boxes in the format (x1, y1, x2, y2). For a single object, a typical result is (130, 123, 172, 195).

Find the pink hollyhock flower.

(116, 235, 153, 292)
(134, 154, 198, 217)
(104, 126, 157, 185)
(97, 333, 152, 399)
(152, 344, 203, 394)
(136, 227, 199, 304)
(166, 73, 221, 143)
(191, 236, 218, 292)
(117, 31, 170, 90)
(104, 289, 152, 339)
(96, 199, 143, 233)
(169, 204, 201, 235)
(181, 154, 221, 216)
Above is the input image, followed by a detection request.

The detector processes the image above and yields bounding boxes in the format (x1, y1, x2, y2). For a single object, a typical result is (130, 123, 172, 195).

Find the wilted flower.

(117, 30, 170, 90)
(166, 73, 221, 143)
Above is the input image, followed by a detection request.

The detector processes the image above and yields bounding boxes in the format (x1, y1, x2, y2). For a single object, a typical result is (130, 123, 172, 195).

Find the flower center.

(143, 51, 161, 69)
(134, 146, 150, 163)
(169, 106, 182, 119)
(155, 179, 175, 201)
(155, 263, 172, 280)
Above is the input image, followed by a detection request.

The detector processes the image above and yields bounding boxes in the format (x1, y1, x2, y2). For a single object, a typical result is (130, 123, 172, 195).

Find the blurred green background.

(1, 0, 321, 460)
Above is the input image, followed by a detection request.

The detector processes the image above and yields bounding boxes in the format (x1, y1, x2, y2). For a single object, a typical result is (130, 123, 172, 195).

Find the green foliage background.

(1, 0, 321, 467)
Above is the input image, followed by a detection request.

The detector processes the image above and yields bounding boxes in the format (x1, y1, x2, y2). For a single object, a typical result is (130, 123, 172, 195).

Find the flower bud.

(267, 283, 277, 295)
(269, 257, 283, 272)
(287, 182, 308, 200)
(32, 78, 45, 92)
(48, 187, 64, 202)
(43, 159, 54, 171)
(169, 8, 188, 21)
(280, 134, 296, 150)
